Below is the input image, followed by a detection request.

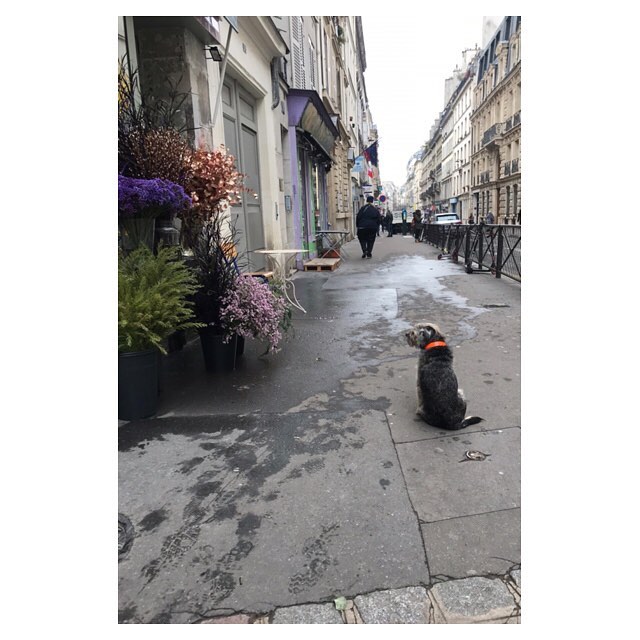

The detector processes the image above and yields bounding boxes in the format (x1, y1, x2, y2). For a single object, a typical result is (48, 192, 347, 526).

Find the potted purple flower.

(118, 175, 191, 251)
(219, 275, 289, 355)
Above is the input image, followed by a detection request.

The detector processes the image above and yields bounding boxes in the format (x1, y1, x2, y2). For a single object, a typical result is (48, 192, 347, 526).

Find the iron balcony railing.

(481, 122, 505, 147)
(423, 223, 521, 282)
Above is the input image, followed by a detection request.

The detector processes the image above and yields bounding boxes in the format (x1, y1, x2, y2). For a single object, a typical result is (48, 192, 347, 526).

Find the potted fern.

(118, 245, 202, 420)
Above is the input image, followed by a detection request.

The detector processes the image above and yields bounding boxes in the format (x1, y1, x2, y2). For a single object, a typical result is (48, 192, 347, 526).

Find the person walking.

(356, 196, 380, 259)
(385, 209, 394, 237)
(412, 209, 422, 242)
(486, 211, 495, 225)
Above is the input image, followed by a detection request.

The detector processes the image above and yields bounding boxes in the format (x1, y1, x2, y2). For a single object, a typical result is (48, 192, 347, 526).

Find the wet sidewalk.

(118, 232, 521, 623)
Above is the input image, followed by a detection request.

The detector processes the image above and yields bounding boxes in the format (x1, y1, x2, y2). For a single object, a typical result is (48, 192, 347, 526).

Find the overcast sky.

(361, 15, 487, 188)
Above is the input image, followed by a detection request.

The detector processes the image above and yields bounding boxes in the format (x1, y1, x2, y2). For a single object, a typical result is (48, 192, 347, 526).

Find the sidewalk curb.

(196, 570, 521, 624)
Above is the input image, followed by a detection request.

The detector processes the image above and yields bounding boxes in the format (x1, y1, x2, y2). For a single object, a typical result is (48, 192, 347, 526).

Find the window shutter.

(290, 16, 305, 89)
(308, 39, 316, 90)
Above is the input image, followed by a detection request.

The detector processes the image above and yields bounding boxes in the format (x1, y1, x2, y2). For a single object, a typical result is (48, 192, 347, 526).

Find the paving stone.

(429, 577, 517, 624)
(510, 568, 521, 592)
(354, 587, 431, 624)
(199, 614, 252, 624)
(272, 603, 343, 624)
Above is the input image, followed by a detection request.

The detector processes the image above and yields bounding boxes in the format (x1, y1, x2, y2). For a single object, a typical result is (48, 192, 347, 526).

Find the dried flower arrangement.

(118, 175, 191, 218)
(219, 275, 288, 352)
(181, 147, 247, 249)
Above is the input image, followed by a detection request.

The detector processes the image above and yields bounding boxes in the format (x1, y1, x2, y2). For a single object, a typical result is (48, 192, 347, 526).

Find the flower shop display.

(219, 275, 289, 354)
(118, 59, 194, 250)
(118, 175, 191, 251)
(118, 245, 202, 419)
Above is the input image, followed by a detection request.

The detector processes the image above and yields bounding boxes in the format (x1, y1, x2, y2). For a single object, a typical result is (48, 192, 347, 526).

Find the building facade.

(448, 66, 475, 219)
(470, 16, 521, 223)
(406, 16, 520, 225)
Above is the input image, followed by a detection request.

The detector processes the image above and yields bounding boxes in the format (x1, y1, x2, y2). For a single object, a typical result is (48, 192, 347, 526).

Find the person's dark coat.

(356, 203, 381, 230)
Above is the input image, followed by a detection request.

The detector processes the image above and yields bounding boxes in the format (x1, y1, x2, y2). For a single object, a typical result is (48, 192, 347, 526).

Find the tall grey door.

(222, 80, 265, 270)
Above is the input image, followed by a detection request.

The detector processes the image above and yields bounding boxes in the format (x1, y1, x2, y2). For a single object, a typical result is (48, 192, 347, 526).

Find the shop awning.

(287, 89, 339, 160)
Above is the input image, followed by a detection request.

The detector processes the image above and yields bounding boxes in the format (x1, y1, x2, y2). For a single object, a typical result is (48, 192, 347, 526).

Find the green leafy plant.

(118, 245, 203, 354)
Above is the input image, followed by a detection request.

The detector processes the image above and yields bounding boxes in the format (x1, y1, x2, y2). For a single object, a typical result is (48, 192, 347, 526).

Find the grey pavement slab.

(421, 508, 521, 578)
(396, 427, 521, 522)
(118, 410, 429, 623)
(429, 577, 518, 623)
(272, 603, 343, 624)
(354, 587, 431, 624)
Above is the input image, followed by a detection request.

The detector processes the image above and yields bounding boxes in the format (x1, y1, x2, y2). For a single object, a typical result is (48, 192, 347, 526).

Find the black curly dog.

(405, 322, 483, 430)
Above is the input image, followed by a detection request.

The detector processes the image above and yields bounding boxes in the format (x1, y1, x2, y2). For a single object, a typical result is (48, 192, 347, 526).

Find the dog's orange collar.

(425, 341, 447, 350)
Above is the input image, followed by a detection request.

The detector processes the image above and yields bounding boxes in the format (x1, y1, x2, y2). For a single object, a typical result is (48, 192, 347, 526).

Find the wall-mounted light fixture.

(207, 46, 224, 62)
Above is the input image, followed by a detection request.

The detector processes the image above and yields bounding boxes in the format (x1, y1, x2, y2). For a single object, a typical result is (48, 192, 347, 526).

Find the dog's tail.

(460, 416, 484, 428)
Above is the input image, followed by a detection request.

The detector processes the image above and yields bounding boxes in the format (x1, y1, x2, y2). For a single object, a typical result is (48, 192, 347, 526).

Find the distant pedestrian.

(385, 209, 393, 237)
(467, 214, 474, 224)
(356, 196, 380, 259)
(486, 211, 495, 224)
(412, 209, 422, 242)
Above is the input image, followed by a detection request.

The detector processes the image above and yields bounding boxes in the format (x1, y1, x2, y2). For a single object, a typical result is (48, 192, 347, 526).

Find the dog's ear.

(421, 325, 436, 341)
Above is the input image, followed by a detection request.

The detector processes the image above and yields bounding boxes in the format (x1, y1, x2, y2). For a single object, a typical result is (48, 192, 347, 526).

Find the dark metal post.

(496, 226, 504, 279)
(465, 225, 471, 266)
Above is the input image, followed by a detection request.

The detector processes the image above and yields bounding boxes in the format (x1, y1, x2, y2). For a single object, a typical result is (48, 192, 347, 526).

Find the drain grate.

(118, 514, 134, 560)
(482, 303, 510, 308)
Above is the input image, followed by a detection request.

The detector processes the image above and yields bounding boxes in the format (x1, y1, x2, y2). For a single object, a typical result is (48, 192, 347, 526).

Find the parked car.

(433, 213, 461, 225)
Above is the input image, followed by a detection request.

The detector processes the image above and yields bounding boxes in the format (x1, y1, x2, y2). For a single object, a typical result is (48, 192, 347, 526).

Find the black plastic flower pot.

(118, 349, 159, 420)
(199, 328, 237, 373)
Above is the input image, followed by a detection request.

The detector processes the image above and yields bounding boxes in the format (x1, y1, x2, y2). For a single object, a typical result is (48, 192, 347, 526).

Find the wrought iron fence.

(423, 223, 521, 282)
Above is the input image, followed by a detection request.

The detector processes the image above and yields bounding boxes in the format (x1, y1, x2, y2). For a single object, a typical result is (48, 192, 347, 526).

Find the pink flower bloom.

(219, 275, 288, 352)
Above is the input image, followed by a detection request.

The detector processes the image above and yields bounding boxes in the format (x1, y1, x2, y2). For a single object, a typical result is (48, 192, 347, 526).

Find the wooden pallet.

(245, 270, 275, 280)
(303, 258, 341, 271)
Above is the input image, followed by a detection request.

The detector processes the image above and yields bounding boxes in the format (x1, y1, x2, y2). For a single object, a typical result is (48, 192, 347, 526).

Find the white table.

(316, 229, 350, 260)
(254, 249, 309, 313)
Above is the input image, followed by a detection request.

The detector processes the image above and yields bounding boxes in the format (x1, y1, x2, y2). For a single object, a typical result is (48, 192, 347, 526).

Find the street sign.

(379, 195, 386, 203)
